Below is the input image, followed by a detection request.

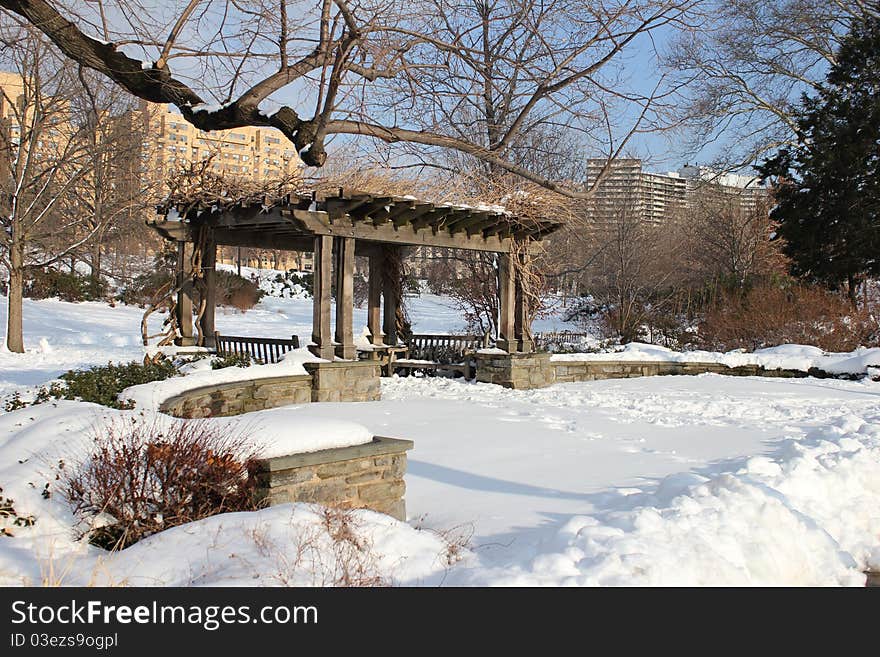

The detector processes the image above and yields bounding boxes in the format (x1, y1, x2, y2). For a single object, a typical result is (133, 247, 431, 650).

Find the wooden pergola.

(150, 189, 562, 358)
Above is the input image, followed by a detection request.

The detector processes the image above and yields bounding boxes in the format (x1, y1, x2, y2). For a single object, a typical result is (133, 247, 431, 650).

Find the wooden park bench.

(214, 332, 300, 364)
(392, 332, 491, 380)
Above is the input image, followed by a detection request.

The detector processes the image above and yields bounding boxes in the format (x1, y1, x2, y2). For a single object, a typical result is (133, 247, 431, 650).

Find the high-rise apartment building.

(584, 158, 688, 226)
(584, 158, 768, 227)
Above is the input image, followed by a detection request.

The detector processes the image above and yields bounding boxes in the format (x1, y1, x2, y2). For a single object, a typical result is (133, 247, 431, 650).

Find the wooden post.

(200, 235, 217, 348)
(367, 252, 384, 346)
(514, 251, 532, 354)
(175, 241, 195, 346)
(382, 246, 399, 346)
(310, 235, 334, 359)
(334, 237, 356, 359)
(497, 252, 516, 353)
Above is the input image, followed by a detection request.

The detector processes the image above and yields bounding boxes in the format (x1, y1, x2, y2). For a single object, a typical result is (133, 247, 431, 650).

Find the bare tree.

(0, 0, 700, 199)
(667, 0, 878, 168)
(0, 25, 106, 351)
(683, 188, 783, 287)
(64, 73, 154, 295)
(582, 196, 681, 342)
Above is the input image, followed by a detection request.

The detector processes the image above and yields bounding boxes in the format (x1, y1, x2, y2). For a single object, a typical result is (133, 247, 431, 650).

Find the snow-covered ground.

(1, 294, 879, 586)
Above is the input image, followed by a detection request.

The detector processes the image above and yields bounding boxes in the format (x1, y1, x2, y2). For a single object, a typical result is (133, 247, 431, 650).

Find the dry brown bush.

(697, 283, 880, 352)
(63, 418, 259, 550)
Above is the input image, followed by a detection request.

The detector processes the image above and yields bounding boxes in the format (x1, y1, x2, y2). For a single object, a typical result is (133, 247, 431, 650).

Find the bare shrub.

(211, 270, 264, 311)
(269, 507, 389, 587)
(63, 418, 259, 550)
(697, 283, 880, 352)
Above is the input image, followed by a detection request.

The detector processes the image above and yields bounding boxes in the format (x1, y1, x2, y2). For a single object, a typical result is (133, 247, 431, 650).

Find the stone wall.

(473, 352, 811, 390)
(552, 360, 808, 383)
(304, 361, 381, 402)
(475, 351, 556, 389)
(249, 437, 413, 520)
(160, 375, 313, 418)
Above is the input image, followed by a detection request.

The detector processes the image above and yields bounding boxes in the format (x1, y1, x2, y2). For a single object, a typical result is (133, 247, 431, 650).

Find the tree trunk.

(6, 242, 25, 353)
(90, 241, 102, 298)
(847, 274, 858, 307)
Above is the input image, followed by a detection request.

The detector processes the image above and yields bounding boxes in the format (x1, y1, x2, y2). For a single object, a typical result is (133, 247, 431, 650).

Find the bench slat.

(215, 332, 301, 364)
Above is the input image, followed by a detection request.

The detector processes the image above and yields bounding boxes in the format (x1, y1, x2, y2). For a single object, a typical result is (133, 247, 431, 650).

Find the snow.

(1, 294, 879, 586)
(553, 342, 880, 376)
(219, 264, 311, 299)
(253, 414, 372, 458)
(191, 102, 229, 114)
(257, 102, 282, 119)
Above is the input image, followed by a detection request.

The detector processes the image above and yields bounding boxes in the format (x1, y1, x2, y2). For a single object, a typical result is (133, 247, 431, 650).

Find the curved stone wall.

(159, 374, 313, 418)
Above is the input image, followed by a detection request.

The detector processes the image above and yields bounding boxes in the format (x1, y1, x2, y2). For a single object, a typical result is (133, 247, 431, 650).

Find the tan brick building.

(136, 103, 309, 271)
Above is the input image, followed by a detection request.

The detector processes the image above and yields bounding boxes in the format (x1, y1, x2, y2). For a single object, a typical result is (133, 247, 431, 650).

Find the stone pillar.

(382, 246, 399, 346)
(249, 436, 413, 521)
(497, 252, 516, 353)
(333, 237, 356, 359)
(175, 241, 195, 346)
(200, 234, 216, 348)
(367, 252, 384, 346)
(475, 351, 555, 390)
(310, 235, 334, 359)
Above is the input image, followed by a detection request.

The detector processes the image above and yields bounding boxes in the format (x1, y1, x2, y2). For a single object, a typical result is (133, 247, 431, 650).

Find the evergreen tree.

(758, 15, 880, 303)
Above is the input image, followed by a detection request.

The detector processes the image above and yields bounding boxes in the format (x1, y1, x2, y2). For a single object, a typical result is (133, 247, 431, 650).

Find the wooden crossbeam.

(324, 195, 373, 218)
(412, 207, 450, 230)
(394, 203, 435, 227)
(448, 211, 491, 234)
(288, 209, 513, 252)
(482, 217, 513, 237)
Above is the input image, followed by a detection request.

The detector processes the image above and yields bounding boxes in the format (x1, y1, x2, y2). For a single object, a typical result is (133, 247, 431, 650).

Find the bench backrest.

(406, 333, 491, 364)
(214, 332, 300, 364)
(533, 330, 594, 352)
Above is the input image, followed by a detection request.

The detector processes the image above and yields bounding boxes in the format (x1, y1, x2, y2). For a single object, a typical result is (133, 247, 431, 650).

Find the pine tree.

(758, 15, 880, 303)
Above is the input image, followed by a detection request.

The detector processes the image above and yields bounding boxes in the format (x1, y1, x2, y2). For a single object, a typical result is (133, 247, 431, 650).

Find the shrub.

(697, 283, 880, 352)
(1, 485, 36, 537)
(211, 353, 255, 369)
(23, 359, 180, 410)
(24, 268, 106, 302)
(118, 250, 264, 311)
(63, 418, 259, 550)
